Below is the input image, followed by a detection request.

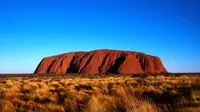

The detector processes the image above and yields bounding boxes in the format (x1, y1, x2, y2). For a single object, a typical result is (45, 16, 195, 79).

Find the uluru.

(34, 49, 168, 74)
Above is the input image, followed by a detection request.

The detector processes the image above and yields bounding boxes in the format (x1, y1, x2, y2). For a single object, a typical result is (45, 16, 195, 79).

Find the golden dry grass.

(0, 74, 200, 112)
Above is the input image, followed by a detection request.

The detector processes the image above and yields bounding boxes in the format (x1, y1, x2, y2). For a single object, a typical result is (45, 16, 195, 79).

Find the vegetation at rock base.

(0, 73, 200, 112)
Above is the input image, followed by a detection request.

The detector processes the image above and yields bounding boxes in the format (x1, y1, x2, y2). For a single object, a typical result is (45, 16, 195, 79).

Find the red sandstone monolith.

(34, 49, 167, 74)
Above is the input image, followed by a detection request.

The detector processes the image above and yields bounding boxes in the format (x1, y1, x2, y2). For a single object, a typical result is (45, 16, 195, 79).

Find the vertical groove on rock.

(107, 56, 126, 74)
(98, 52, 111, 73)
(47, 59, 57, 73)
(47, 56, 62, 73)
(66, 54, 78, 73)
(79, 52, 95, 73)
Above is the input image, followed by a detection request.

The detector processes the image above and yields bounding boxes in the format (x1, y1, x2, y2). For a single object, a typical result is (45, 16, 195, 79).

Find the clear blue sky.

(0, 0, 199, 73)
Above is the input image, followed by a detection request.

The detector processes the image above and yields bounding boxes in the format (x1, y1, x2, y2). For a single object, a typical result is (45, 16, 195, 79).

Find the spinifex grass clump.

(0, 74, 200, 112)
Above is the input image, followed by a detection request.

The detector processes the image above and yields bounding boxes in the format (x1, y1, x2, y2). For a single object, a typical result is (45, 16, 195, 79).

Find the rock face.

(34, 49, 168, 74)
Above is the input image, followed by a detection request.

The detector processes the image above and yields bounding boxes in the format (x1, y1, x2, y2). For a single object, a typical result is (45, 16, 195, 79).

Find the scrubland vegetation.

(0, 73, 200, 112)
